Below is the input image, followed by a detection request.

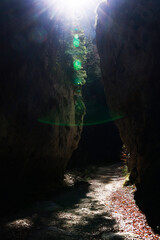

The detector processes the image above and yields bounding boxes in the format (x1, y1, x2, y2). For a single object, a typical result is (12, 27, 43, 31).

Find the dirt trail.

(0, 163, 135, 240)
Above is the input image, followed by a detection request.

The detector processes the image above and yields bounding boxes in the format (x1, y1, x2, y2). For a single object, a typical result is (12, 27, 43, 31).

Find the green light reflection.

(74, 77, 82, 85)
(73, 38, 80, 47)
(74, 34, 79, 39)
(38, 115, 124, 127)
(73, 60, 82, 70)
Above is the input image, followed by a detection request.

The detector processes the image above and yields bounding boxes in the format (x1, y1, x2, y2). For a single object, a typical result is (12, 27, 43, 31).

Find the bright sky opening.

(43, 0, 103, 19)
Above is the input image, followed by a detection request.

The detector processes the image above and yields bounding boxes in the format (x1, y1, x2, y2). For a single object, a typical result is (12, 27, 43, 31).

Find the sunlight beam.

(44, 0, 94, 17)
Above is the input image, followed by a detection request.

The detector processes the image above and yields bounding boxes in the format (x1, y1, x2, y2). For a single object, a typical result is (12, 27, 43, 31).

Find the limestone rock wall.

(0, 0, 83, 199)
(96, 0, 160, 228)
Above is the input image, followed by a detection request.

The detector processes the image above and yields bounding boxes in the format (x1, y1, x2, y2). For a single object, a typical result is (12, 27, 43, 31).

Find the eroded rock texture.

(0, 0, 84, 203)
(96, 0, 160, 229)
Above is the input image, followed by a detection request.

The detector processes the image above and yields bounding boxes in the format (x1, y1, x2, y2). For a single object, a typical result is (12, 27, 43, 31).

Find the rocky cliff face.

(0, 0, 84, 202)
(96, 0, 160, 229)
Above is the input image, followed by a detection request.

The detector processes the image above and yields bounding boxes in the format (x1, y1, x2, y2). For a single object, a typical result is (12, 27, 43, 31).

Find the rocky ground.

(0, 163, 159, 240)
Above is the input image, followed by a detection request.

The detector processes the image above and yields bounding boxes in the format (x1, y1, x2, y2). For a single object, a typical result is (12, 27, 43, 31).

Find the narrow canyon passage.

(1, 0, 160, 239)
(1, 163, 160, 240)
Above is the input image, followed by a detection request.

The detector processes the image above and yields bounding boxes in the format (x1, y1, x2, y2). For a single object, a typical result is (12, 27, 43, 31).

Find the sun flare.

(44, 0, 95, 17)
(63, 0, 88, 9)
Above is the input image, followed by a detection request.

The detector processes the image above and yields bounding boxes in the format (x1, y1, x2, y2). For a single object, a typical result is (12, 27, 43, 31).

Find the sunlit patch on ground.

(6, 218, 33, 229)
(49, 164, 123, 237)
(2, 164, 159, 240)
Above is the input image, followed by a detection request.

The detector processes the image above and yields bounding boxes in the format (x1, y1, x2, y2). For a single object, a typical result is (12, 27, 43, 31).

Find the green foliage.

(82, 166, 97, 182)
(74, 76, 86, 86)
(74, 95, 86, 124)
(63, 21, 87, 125)
(85, 36, 101, 84)
(55, 19, 87, 125)
(73, 59, 82, 70)
(122, 167, 136, 187)
(122, 165, 128, 176)
(73, 34, 80, 47)
(65, 24, 87, 87)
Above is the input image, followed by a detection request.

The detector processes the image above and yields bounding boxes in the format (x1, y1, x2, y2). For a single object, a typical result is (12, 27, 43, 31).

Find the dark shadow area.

(0, 181, 90, 239)
(135, 184, 160, 234)
(74, 213, 116, 234)
(0, 162, 122, 222)
(0, 163, 123, 240)
(134, 161, 160, 234)
(69, 122, 122, 169)
(0, 213, 124, 240)
(49, 181, 91, 208)
(68, 55, 122, 169)
(0, 180, 90, 219)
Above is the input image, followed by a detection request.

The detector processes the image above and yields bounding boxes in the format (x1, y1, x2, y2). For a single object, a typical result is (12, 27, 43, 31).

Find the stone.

(96, 0, 160, 229)
(0, 0, 84, 203)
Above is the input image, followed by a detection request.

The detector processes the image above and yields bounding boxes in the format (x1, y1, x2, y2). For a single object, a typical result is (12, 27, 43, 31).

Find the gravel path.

(0, 163, 141, 240)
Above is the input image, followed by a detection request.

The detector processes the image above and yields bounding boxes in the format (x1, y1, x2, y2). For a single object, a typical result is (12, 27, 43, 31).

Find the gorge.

(1, 0, 160, 236)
